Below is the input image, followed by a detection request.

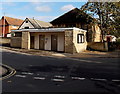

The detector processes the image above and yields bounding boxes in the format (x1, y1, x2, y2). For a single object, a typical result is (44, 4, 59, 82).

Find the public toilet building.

(11, 27, 87, 54)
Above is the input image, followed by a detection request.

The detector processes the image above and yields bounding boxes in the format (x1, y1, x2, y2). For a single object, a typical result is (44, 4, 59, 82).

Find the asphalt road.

(1, 49, 120, 93)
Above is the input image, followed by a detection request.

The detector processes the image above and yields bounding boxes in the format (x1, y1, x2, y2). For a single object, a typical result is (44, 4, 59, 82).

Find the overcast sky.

(0, 2, 86, 22)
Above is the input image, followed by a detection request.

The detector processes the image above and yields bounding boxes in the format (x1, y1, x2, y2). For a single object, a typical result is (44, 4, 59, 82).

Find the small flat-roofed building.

(11, 28, 87, 54)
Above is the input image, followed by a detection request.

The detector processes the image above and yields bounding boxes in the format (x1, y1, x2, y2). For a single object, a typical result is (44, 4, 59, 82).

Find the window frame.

(77, 34, 84, 43)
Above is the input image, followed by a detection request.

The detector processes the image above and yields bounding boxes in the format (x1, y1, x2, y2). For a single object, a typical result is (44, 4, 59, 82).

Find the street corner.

(0, 64, 16, 80)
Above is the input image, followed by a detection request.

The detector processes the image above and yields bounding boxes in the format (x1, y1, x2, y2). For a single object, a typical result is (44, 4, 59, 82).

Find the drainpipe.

(2, 15, 5, 37)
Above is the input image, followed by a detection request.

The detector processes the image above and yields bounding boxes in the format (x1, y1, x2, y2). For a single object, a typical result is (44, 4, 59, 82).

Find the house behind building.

(51, 8, 101, 42)
(0, 16, 23, 37)
(18, 18, 53, 29)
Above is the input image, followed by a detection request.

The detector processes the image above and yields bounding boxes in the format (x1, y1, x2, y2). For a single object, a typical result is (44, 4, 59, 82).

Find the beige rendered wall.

(31, 32, 64, 51)
(44, 33, 64, 51)
(22, 31, 30, 49)
(73, 29, 87, 53)
(92, 24, 101, 42)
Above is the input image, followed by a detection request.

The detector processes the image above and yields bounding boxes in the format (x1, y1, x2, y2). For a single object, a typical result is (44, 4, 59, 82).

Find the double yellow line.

(0, 64, 16, 80)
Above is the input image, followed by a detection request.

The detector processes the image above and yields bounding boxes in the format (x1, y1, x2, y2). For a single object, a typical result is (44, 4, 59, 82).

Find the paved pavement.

(0, 66, 7, 76)
(1, 46, 120, 58)
(1, 48, 120, 93)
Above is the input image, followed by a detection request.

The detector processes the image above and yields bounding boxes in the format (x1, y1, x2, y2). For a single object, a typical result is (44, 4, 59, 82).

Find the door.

(30, 36, 34, 49)
(39, 35, 45, 50)
(51, 35, 57, 51)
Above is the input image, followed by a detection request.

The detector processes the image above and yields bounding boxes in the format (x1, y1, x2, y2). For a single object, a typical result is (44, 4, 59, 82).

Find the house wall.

(64, 29, 87, 54)
(52, 23, 101, 42)
(31, 32, 64, 51)
(9, 25, 19, 32)
(0, 18, 19, 37)
(4, 26, 9, 36)
(0, 25, 9, 37)
(19, 20, 34, 29)
(92, 25, 101, 42)
(73, 29, 87, 53)
(0, 25, 19, 37)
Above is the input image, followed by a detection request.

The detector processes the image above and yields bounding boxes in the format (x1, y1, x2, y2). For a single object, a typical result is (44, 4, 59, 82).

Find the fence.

(87, 42, 108, 51)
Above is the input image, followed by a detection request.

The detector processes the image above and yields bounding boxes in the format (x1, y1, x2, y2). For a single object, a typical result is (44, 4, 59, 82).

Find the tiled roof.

(28, 18, 52, 28)
(1, 16, 23, 26)
(51, 8, 94, 24)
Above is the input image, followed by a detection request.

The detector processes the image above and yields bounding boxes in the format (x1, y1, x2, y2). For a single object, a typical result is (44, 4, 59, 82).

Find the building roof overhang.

(11, 27, 87, 33)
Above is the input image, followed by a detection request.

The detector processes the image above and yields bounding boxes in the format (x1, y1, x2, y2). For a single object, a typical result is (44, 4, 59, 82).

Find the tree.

(81, 2, 120, 40)
(109, 2, 120, 37)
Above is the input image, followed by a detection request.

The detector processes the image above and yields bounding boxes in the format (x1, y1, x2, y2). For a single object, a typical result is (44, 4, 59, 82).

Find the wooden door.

(30, 36, 34, 49)
(51, 35, 57, 51)
(39, 35, 45, 50)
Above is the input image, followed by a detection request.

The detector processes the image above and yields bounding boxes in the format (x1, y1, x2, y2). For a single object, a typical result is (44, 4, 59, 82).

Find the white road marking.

(29, 65, 33, 66)
(54, 75, 65, 78)
(21, 72, 33, 75)
(37, 74, 40, 76)
(33, 77, 45, 80)
(15, 75, 26, 78)
(118, 85, 120, 87)
(91, 78, 107, 81)
(51, 79, 64, 82)
(72, 77, 85, 80)
(112, 79, 120, 82)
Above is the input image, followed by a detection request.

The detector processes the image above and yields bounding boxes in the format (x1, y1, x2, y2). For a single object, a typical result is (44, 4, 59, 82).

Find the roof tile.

(1, 16, 23, 26)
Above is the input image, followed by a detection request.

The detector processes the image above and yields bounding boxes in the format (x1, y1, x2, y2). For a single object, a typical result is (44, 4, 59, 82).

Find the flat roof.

(11, 27, 87, 32)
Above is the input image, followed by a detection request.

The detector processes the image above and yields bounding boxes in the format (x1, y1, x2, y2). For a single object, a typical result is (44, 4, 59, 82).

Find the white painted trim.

(11, 27, 87, 32)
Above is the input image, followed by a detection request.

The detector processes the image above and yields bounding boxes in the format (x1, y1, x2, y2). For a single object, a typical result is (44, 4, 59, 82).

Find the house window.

(77, 34, 84, 43)
(24, 27, 29, 29)
(26, 21, 28, 23)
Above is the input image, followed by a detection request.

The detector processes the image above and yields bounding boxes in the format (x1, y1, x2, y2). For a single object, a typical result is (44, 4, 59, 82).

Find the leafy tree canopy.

(81, 2, 120, 38)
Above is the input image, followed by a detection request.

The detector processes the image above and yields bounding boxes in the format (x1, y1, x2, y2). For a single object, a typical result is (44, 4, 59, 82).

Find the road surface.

(1, 49, 120, 93)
